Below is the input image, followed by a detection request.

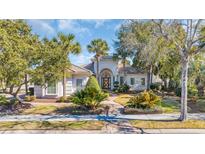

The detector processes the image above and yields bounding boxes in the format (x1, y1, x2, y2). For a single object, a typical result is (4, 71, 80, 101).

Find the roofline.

(71, 64, 93, 74)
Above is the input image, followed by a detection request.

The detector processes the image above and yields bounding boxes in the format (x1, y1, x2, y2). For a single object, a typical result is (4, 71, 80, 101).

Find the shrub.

(0, 95, 9, 105)
(117, 84, 130, 93)
(126, 90, 161, 109)
(0, 96, 20, 110)
(188, 84, 198, 97)
(168, 80, 179, 91)
(85, 76, 101, 92)
(71, 87, 108, 109)
(24, 95, 36, 102)
(175, 86, 198, 97)
(150, 82, 162, 90)
(9, 98, 20, 108)
(175, 87, 181, 97)
(58, 96, 67, 102)
(113, 81, 119, 90)
(57, 96, 71, 103)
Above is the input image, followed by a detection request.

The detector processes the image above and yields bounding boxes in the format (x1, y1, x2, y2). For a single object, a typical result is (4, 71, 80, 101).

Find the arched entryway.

(100, 69, 113, 89)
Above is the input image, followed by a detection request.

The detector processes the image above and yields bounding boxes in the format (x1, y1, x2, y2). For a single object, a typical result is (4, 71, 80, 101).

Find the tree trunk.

(180, 57, 189, 121)
(9, 85, 14, 94)
(147, 65, 152, 90)
(13, 85, 23, 104)
(63, 70, 66, 97)
(96, 57, 99, 83)
(163, 79, 169, 90)
(25, 74, 28, 95)
(14, 85, 22, 97)
(123, 60, 126, 84)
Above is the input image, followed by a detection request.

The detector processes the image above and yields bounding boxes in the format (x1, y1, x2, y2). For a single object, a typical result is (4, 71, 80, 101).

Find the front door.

(102, 77, 111, 89)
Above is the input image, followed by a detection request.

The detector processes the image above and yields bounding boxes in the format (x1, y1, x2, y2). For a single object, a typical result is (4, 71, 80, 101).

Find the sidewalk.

(0, 129, 205, 134)
(1, 113, 205, 121)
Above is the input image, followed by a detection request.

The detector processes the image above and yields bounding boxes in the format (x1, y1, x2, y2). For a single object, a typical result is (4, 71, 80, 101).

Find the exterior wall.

(152, 74, 163, 83)
(94, 59, 118, 89)
(122, 74, 147, 91)
(71, 74, 89, 93)
(34, 85, 44, 97)
(94, 59, 118, 76)
(34, 74, 90, 98)
(93, 58, 149, 91)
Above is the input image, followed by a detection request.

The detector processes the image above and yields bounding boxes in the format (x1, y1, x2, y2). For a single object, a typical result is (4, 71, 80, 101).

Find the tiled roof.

(83, 62, 95, 73)
(67, 64, 92, 75)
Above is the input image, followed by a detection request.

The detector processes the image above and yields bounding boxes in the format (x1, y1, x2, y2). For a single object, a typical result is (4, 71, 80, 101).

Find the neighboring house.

(34, 64, 92, 98)
(34, 55, 161, 98)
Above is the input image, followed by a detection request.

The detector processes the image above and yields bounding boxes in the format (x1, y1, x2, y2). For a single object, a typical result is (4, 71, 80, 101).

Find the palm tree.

(57, 33, 81, 97)
(87, 39, 109, 83)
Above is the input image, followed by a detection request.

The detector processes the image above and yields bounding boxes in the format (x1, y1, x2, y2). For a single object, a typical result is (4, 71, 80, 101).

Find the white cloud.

(83, 19, 110, 28)
(58, 20, 89, 33)
(27, 20, 55, 36)
(70, 53, 93, 65)
(114, 23, 121, 31)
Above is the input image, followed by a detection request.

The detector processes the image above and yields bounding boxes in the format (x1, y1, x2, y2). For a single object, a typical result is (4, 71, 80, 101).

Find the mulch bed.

(123, 107, 163, 114)
(0, 103, 33, 115)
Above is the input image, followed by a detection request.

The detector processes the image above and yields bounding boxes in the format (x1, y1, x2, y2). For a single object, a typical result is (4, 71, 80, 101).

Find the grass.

(0, 121, 104, 131)
(114, 94, 180, 113)
(160, 98, 180, 113)
(20, 104, 103, 115)
(130, 120, 205, 129)
(114, 93, 205, 113)
(114, 94, 133, 106)
(192, 99, 205, 112)
(21, 105, 59, 115)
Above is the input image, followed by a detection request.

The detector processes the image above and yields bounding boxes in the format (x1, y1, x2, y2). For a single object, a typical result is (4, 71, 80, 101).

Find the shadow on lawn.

(54, 106, 104, 115)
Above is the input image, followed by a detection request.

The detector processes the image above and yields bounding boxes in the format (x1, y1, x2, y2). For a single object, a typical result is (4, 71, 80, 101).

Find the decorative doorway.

(100, 69, 112, 89)
(102, 77, 111, 89)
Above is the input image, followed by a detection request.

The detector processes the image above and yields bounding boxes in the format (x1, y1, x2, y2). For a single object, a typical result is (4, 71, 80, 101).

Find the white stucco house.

(34, 55, 160, 98)
(34, 64, 92, 98)
(84, 56, 148, 91)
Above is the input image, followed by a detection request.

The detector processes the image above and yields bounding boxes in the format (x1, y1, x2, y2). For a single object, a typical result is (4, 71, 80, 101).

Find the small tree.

(0, 20, 40, 99)
(85, 76, 101, 92)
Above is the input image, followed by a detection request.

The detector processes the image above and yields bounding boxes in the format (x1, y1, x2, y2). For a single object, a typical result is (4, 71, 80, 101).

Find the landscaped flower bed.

(0, 95, 32, 114)
(123, 107, 163, 114)
(121, 90, 163, 114)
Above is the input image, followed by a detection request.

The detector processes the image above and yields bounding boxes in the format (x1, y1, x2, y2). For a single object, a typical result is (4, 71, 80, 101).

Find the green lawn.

(130, 120, 205, 129)
(21, 105, 61, 115)
(114, 94, 205, 113)
(0, 121, 104, 131)
(20, 104, 101, 115)
(160, 98, 180, 113)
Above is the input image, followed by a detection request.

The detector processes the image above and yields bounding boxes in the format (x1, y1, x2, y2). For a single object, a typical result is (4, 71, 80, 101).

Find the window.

(141, 78, 145, 86)
(47, 82, 57, 94)
(130, 78, 135, 85)
(120, 76, 124, 85)
(113, 76, 115, 83)
(66, 80, 72, 95)
(76, 79, 83, 90)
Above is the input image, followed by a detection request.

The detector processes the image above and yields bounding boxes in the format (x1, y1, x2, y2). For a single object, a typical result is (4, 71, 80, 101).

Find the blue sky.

(26, 19, 125, 66)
